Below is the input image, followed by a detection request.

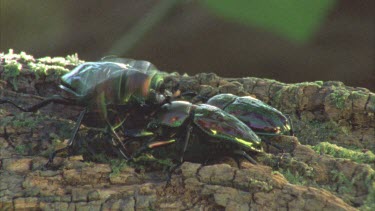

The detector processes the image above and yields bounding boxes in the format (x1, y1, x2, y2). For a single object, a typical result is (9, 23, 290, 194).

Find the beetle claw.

(165, 176, 172, 189)
(164, 162, 182, 189)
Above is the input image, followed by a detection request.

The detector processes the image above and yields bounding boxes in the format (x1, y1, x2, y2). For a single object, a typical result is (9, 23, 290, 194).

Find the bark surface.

(0, 52, 374, 210)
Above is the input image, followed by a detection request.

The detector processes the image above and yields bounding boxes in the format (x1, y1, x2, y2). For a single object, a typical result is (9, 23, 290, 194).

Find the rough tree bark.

(0, 51, 374, 210)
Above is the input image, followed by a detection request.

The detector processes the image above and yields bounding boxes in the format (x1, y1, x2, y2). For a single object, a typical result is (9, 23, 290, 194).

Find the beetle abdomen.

(207, 94, 291, 135)
(193, 104, 262, 152)
(60, 62, 127, 97)
(226, 97, 290, 135)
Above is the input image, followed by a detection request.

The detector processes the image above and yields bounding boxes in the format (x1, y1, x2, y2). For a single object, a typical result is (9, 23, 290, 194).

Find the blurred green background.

(1, 0, 374, 90)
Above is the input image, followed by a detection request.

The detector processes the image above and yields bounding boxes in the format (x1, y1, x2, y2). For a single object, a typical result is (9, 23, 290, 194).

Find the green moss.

(330, 169, 353, 194)
(1, 49, 84, 82)
(350, 90, 368, 99)
(131, 153, 174, 172)
(55, 120, 76, 140)
(293, 118, 351, 146)
(1, 49, 34, 63)
(65, 53, 81, 64)
(312, 142, 375, 164)
(328, 89, 351, 109)
(295, 81, 323, 88)
(28, 63, 69, 79)
(257, 152, 276, 164)
(279, 169, 308, 185)
(314, 80, 323, 86)
(110, 152, 173, 175)
(0, 113, 39, 129)
(272, 85, 298, 110)
(109, 159, 129, 177)
(49, 132, 64, 145)
(19, 51, 35, 62)
(38, 56, 72, 66)
(15, 144, 28, 154)
(248, 178, 273, 192)
(88, 152, 110, 163)
(3, 60, 22, 90)
(1, 112, 60, 131)
(362, 182, 375, 211)
(357, 168, 375, 208)
(366, 94, 375, 113)
(271, 81, 322, 111)
(3, 60, 22, 78)
(30, 54, 83, 80)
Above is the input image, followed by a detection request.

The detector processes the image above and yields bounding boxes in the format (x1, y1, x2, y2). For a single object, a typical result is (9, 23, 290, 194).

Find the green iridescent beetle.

(130, 101, 263, 165)
(206, 93, 293, 137)
(0, 59, 175, 164)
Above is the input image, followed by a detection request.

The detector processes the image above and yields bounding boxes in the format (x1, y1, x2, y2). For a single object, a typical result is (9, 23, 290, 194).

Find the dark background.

(1, 1, 374, 90)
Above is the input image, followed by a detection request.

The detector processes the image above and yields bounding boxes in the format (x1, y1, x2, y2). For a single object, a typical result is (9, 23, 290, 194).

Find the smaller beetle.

(206, 93, 293, 137)
(130, 101, 263, 165)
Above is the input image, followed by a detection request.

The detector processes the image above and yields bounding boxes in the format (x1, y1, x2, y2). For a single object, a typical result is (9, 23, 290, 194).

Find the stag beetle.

(1, 58, 178, 164)
(127, 101, 263, 167)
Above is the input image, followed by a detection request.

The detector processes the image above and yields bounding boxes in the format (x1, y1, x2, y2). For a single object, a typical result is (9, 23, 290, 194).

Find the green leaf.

(202, 0, 337, 43)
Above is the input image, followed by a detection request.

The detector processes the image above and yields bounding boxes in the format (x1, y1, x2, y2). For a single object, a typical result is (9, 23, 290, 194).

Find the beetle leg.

(123, 129, 154, 138)
(233, 150, 258, 165)
(165, 162, 183, 188)
(172, 91, 197, 99)
(127, 135, 180, 186)
(165, 131, 191, 186)
(0, 95, 77, 112)
(120, 129, 154, 155)
(130, 136, 156, 160)
(45, 107, 87, 167)
(107, 125, 131, 160)
(68, 107, 87, 147)
(164, 124, 193, 186)
(130, 136, 176, 160)
(117, 147, 130, 160)
(261, 138, 284, 152)
(179, 91, 198, 98)
(178, 124, 193, 163)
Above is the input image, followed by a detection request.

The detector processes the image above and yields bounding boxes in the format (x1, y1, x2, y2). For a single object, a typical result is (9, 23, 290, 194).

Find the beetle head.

(59, 77, 82, 100)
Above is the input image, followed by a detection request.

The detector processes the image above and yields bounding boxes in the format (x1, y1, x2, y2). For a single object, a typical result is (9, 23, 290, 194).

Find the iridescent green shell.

(151, 101, 262, 152)
(207, 94, 291, 135)
(153, 101, 191, 127)
(60, 60, 167, 129)
(60, 61, 166, 105)
(100, 57, 158, 73)
(194, 104, 262, 152)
